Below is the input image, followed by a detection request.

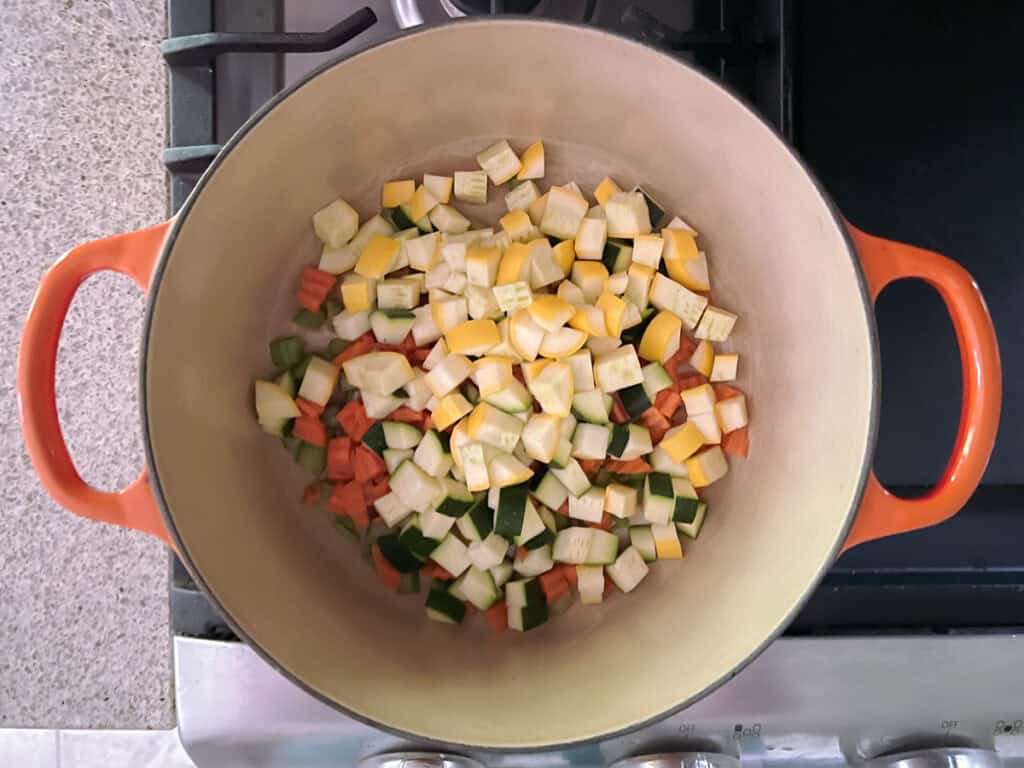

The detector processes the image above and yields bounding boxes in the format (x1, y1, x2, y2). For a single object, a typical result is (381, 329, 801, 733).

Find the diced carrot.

(387, 406, 424, 424)
(539, 570, 570, 602)
(640, 407, 670, 443)
(337, 401, 372, 442)
(296, 397, 325, 418)
(655, 389, 681, 419)
(371, 543, 403, 592)
(349, 505, 371, 532)
(486, 601, 508, 633)
(420, 414, 434, 431)
(327, 436, 352, 467)
(610, 393, 629, 424)
(293, 416, 327, 447)
(364, 479, 390, 504)
(516, 547, 530, 561)
(604, 577, 616, 596)
(511, 366, 526, 386)
(328, 480, 365, 517)
(722, 425, 750, 458)
(558, 563, 578, 586)
(587, 512, 614, 531)
(713, 383, 744, 400)
(296, 287, 323, 312)
(676, 373, 709, 392)
(556, 500, 569, 517)
(463, 603, 477, 618)
(423, 562, 453, 581)
(353, 444, 388, 483)
(675, 334, 698, 363)
(670, 408, 688, 426)
(302, 265, 337, 289)
(604, 457, 652, 474)
(402, 334, 417, 352)
(332, 332, 375, 367)
(410, 348, 430, 364)
(577, 459, 603, 477)
(302, 482, 323, 506)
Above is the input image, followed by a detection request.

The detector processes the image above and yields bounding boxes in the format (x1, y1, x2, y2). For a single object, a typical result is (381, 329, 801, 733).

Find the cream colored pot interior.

(146, 20, 874, 748)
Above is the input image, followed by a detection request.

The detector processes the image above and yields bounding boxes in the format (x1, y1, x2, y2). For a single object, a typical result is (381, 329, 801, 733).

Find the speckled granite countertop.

(0, 0, 174, 728)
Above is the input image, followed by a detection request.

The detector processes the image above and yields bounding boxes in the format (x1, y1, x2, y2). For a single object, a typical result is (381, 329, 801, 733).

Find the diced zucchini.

(297, 357, 339, 407)
(649, 273, 708, 330)
(602, 238, 633, 273)
(382, 448, 413, 475)
(425, 587, 466, 624)
(650, 445, 689, 477)
(468, 531, 508, 570)
(520, 412, 560, 463)
(568, 486, 605, 523)
(515, 500, 547, 546)
(342, 351, 413, 395)
(540, 186, 588, 240)
(533, 471, 569, 512)
(617, 384, 652, 419)
(349, 214, 396, 257)
(383, 421, 422, 450)
(577, 565, 605, 605)
(604, 483, 638, 519)
(571, 423, 610, 461)
(643, 472, 675, 524)
(313, 198, 359, 248)
(376, 493, 411, 528)
(571, 389, 610, 425)
(376, 534, 422, 573)
(641, 362, 673, 401)
(619, 424, 653, 461)
(430, 533, 471, 577)
(587, 528, 619, 565)
(495, 482, 529, 539)
(413, 429, 453, 478)
(676, 501, 707, 539)
(391, 460, 441, 513)
(490, 562, 514, 587)
(361, 421, 387, 455)
(362, 391, 404, 419)
(605, 191, 651, 238)
(376, 278, 420, 311)
(605, 546, 650, 593)
(513, 543, 554, 577)
(432, 477, 474, 518)
(419, 507, 457, 540)
(593, 345, 644, 394)
(429, 204, 471, 234)
(457, 496, 493, 541)
(508, 601, 549, 632)
(550, 457, 590, 497)
(629, 526, 657, 562)
(632, 185, 665, 229)
(506, 577, 546, 608)
(553, 527, 592, 564)
(453, 566, 500, 610)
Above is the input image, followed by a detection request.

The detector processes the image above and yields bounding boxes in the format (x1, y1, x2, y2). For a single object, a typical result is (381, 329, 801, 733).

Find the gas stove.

(163, 2, 1024, 766)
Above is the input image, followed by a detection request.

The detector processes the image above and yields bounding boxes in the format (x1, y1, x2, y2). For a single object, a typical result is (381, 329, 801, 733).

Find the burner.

(448, 0, 541, 12)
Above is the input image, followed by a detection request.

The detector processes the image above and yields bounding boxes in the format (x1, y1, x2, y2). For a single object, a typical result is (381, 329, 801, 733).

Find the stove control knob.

(865, 748, 1002, 768)
(357, 754, 485, 768)
(611, 753, 741, 768)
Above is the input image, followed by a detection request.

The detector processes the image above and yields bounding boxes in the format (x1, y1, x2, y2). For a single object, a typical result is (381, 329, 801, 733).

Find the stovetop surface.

(166, 0, 1024, 638)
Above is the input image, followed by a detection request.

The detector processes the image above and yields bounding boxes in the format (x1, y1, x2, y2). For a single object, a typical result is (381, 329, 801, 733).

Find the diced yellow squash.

(355, 236, 400, 279)
(596, 292, 627, 337)
(423, 174, 453, 204)
(662, 229, 710, 291)
(527, 192, 548, 226)
(659, 421, 706, 463)
(638, 310, 682, 363)
(431, 297, 469, 334)
(473, 356, 515, 397)
(569, 306, 608, 337)
(680, 383, 717, 415)
(553, 239, 575, 277)
(685, 446, 729, 487)
(652, 523, 683, 559)
(516, 140, 545, 180)
(497, 242, 532, 285)
(528, 361, 574, 417)
(465, 245, 502, 287)
(340, 275, 376, 313)
(689, 339, 715, 377)
(593, 176, 622, 206)
(500, 209, 535, 242)
(710, 353, 739, 382)
(408, 184, 439, 221)
(508, 308, 546, 361)
(432, 392, 473, 431)
(528, 295, 575, 332)
(382, 179, 415, 208)
(477, 140, 521, 185)
(446, 319, 500, 356)
(449, 418, 469, 468)
(539, 327, 587, 359)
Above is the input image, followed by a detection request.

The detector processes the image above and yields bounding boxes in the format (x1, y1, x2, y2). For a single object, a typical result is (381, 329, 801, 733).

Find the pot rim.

(140, 16, 879, 752)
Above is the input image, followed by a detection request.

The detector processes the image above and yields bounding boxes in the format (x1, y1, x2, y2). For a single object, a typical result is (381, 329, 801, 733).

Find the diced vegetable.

(477, 140, 521, 185)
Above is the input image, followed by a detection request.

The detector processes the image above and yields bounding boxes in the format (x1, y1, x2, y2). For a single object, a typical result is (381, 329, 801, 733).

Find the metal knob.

(865, 748, 1003, 768)
(610, 753, 741, 768)
(358, 754, 485, 768)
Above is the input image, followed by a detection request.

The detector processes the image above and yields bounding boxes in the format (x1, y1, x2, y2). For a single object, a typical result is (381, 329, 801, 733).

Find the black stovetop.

(164, 0, 1023, 638)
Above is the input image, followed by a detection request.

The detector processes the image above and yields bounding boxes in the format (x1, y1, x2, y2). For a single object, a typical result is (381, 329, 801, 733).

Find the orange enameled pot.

(17, 20, 1000, 750)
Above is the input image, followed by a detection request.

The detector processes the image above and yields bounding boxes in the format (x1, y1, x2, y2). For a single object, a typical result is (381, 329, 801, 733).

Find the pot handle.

(17, 222, 174, 547)
(841, 223, 1001, 552)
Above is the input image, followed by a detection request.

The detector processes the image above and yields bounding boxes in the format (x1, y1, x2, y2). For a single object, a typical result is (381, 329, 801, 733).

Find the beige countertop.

(0, 0, 174, 728)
